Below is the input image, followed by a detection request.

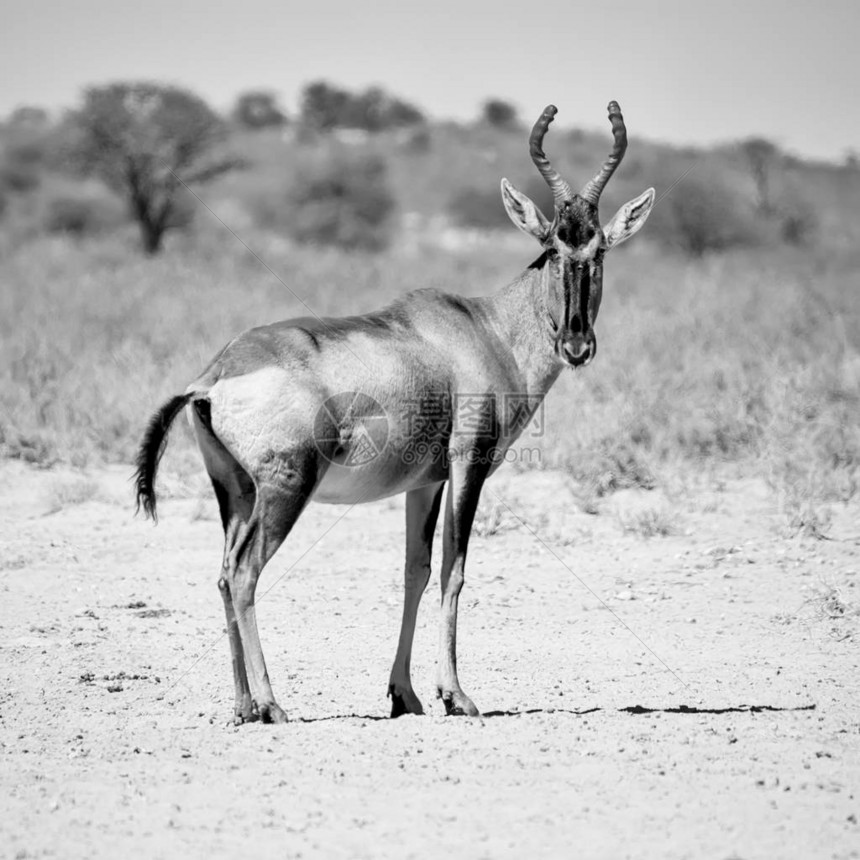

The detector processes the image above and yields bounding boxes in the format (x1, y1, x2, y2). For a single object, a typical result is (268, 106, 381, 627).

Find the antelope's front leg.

(389, 482, 445, 717)
(436, 459, 489, 717)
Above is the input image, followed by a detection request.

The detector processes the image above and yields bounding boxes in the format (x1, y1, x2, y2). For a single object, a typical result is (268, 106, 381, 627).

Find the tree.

(0, 108, 54, 194)
(233, 91, 286, 129)
(300, 81, 425, 133)
(349, 87, 423, 131)
(74, 82, 238, 254)
(482, 99, 519, 130)
(365, 88, 424, 130)
(300, 81, 351, 132)
(7, 105, 49, 127)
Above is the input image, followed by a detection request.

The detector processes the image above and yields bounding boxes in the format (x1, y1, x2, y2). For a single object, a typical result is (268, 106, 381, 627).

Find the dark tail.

(134, 393, 193, 521)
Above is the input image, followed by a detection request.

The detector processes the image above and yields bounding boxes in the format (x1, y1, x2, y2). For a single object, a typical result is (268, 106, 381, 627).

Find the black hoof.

(255, 701, 288, 724)
(388, 684, 424, 718)
(390, 690, 408, 718)
(437, 688, 481, 717)
(232, 696, 259, 725)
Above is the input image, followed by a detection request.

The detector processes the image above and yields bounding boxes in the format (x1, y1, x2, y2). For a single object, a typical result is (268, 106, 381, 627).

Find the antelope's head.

(501, 103, 655, 368)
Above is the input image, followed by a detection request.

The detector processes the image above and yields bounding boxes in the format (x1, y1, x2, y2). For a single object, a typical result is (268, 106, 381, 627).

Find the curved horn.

(529, 105, 573, 209)
(580, 100, 628, 206)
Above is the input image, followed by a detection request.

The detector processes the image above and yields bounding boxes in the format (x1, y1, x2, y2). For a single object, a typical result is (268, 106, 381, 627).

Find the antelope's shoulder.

(393, 288, 487, 345)
(398, 287, 476, 320)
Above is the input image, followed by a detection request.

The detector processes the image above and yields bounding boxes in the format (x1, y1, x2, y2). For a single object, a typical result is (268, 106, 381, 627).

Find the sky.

(3, 0, 857, 161)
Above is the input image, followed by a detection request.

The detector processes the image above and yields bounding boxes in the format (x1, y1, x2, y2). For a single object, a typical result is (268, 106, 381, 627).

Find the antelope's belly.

(313, 449, 446, 504)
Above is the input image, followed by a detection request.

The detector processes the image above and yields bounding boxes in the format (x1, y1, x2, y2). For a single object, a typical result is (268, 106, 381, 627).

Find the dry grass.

(472, 497, 514, 538)
(616, 505, 678, 539)
(44, 475, 100, 513)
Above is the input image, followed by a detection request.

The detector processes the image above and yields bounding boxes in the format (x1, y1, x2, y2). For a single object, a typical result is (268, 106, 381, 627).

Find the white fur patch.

(207, 366, 316, 466)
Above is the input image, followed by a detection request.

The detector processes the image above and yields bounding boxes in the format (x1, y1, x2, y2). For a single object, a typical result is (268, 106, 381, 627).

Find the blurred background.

(1, 0, 858, 534)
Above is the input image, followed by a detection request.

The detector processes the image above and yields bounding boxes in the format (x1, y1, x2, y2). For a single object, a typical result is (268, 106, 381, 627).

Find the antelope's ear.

(501, 178, 552, 242)
(603, 187, 656, 249)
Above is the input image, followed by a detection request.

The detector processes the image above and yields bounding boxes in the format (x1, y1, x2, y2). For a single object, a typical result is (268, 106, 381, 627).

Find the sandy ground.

(1, 460, 858, 859)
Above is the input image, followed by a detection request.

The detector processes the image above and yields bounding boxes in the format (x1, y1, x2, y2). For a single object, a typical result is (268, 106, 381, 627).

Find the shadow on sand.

(293, 703, 816, 723)
(483, 703, 816, 717)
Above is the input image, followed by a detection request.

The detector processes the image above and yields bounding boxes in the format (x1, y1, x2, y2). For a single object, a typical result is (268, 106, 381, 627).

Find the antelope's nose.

(560, 332, 595, 367)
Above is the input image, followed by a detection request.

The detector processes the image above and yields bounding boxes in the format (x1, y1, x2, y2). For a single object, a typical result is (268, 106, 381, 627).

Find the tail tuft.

(134, 393, 192, 521)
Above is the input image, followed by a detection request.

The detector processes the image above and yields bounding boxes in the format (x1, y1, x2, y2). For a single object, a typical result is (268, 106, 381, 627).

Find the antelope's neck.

(477, 257, 562, 398)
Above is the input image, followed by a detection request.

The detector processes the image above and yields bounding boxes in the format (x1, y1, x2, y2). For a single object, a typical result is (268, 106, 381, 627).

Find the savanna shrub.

(43, 183, 126, 236)
(776, 191, 819, 247)
(0, 156, 41, 193)
(286, 153, 395, 250)
(647, 170, 760, 256)
(0, 133, 48, 193)
(481, 99, 519, 130)
(402, 126, 432, 154)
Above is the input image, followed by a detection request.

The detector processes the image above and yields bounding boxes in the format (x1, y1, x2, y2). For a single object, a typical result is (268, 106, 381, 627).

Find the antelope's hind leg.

(224, 455, 317, 725)
(193, 402, 314, 725)
(194, 409, 257, 724)
(388, 482, 445, 718)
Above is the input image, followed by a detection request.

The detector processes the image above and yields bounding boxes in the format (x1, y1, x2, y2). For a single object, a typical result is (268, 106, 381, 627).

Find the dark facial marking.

(555, 197, 600, 248)
(578, 265, 591, 331)
(557, 220, 590, 247)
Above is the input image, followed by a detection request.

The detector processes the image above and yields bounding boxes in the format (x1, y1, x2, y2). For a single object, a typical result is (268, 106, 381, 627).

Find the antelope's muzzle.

(558, 330, 596, 368)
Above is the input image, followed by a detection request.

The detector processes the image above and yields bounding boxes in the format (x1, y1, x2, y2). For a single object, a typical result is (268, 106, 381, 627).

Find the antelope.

(135, 102, 655, 723)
